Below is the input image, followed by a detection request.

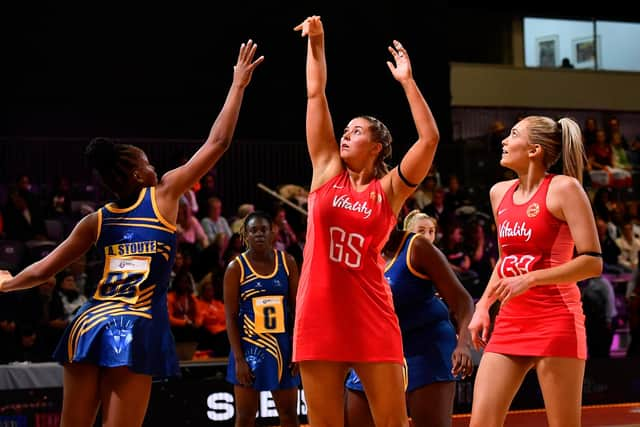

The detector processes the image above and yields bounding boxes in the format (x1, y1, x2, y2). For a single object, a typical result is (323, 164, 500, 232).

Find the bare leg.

(60, 363, 100, 427)
(232, 385, 259, 427)
(407, 381, 455, 427)
(535, 356, 585, 427)
(99, 366, 152, 427)
(344, 389, 375, 427)
(299, 361, 350, 427)
(272, 388, 300, 427)
(469, 352, 534, 427)
(353, 362, 409, 427)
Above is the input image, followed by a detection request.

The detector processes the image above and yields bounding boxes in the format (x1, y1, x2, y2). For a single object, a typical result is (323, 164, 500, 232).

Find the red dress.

(293, 171, 402, 363)
(486, 174, 587, 359)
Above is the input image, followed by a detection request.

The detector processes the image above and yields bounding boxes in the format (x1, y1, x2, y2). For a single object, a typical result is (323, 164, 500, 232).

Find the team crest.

(370, 192, 382, 203)
(526, 202, 540, 218)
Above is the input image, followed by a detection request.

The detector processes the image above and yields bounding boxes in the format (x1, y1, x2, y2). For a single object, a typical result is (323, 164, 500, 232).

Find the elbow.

(208, 136, 232, 153)
(591, 258, 604, 278)
(582, 257, 603, 280)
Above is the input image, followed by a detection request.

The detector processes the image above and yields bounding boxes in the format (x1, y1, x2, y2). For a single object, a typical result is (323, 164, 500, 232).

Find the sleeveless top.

(226, 249, 300, 390)
(486, 174, 586, 358)
(294, 171, 402, 363)
(385, 232, 453, 356)
(53, 187, 180, 376)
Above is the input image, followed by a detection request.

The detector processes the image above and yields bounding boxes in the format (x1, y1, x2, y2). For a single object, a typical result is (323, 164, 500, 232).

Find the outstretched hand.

(386, 40, 412, 83)
(293, 15, 323, 37)
(0, 270, 12, 292)
(232, 39, 264, 89)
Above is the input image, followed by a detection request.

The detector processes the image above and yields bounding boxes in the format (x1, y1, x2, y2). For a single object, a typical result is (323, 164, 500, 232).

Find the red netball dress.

(293, 171, 403, 363)
(486, 174, 587, 359)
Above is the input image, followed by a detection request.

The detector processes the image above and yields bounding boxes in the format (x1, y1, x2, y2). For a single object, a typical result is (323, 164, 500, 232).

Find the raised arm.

(294, 16, 342, 191)
(0, 212, 99, 293)
(157, 40, 264, 210)
(382, 41, 440, 214)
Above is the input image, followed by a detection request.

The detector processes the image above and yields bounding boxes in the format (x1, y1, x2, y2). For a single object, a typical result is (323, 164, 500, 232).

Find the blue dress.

(226, 250, 300, 391)
(52, 187, 180, 377)
(346, 232, 457, 392)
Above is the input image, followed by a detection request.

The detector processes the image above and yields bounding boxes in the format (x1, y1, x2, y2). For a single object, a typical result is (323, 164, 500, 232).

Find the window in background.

(524, 17, 640, 72)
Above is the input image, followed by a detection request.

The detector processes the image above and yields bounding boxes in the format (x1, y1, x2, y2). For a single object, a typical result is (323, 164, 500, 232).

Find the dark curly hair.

(85, 137, 140, 196)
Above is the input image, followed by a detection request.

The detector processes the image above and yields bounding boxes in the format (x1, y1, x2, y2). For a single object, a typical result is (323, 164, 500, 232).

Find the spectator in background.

(231, 203, 255, 234)
(440, 222, 481, 297)
(47, 176, 73, 221)
(2, 186, 47, 241)
(423, 187, 454, 232)
(56, 270, 88, 322)
(582, 117, 598, 149)
(0, 292, 19, 363)
(195, 272, 229, 357)
(201, 197, 232, 251)
(168, 268, 200, 343)
(412, 175, 438, 211)
(196, 173, 219, 218)
(596, 216, 625, 275)
(560, 57, 574, 68)
(222, 233, 244, 268)
(273, 204, 298, 253)
(16, 277, 67, 359)
(177, 198, 209, 254)
(466, 219, 498, 296)
(443, 174, 468, 213)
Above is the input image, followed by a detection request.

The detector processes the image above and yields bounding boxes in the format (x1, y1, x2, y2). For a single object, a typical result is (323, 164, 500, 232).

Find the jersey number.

(329, 226, 365, 269)
(253, 296, 285, 334)
(499, 255, 536, 277)
(95, 256, 151, 304)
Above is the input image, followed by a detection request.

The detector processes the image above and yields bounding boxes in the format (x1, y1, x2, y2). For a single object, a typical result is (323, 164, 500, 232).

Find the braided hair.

(85, 137, 141, 197)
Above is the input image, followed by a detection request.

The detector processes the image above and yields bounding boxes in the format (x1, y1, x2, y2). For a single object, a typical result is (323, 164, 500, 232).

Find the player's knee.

(278, 411, 299, 427)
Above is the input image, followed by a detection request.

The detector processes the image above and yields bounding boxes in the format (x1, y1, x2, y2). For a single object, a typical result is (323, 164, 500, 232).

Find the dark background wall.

(4, 2, 639, 199)
(4, 3, 451, 148)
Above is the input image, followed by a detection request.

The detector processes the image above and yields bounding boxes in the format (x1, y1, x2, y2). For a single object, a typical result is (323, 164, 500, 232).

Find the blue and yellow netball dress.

(226, 250, 300, 391)
(52, 187, 180, 377)
(346, 231, 457, 392)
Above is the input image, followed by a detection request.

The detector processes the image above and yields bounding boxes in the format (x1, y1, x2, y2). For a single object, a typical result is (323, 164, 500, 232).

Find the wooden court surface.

(450, 402, 640, 427)
(290, 402, 640, 426)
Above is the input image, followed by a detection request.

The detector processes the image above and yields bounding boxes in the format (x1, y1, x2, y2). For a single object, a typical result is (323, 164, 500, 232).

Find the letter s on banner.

(207, 392, 235, 421)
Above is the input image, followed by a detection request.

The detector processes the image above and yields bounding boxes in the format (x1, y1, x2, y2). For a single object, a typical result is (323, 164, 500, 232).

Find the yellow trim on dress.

(96, 209, 103, 243)
(384, 232, 410, 273)
(280, 251, 290, 276)
(102, 222, 175, 234)
(406, 234, 430, 280)
(241, 250, 279, 279)
(105, 188, 147, 213)
(237, 256, 246, 284)
(150, 187, 177, 232)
